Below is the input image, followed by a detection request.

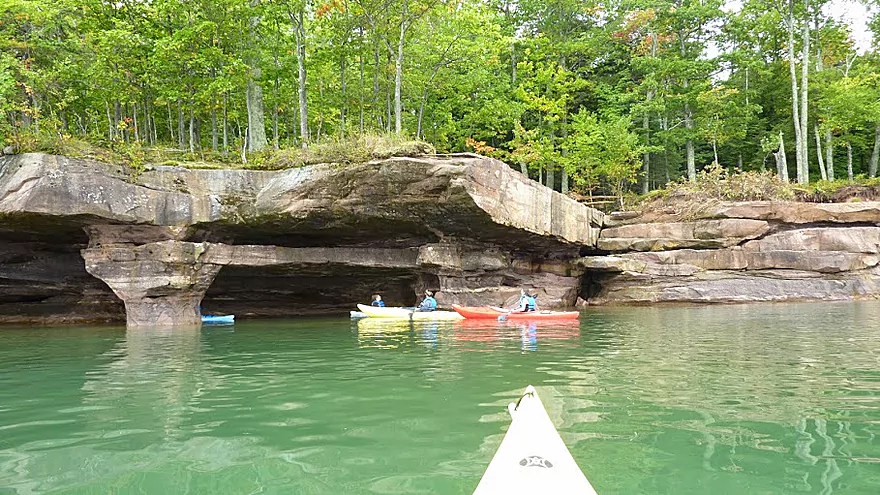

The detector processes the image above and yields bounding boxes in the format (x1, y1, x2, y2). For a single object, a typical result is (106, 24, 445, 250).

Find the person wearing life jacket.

(417, 290, 437, 311)
(515, 290, 537, 312)
(371, 294, 385, 307)
(509, 288, 528, 311)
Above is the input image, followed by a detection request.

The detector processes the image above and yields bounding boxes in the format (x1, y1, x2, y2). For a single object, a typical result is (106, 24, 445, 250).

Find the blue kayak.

(201, 314, 235, 324)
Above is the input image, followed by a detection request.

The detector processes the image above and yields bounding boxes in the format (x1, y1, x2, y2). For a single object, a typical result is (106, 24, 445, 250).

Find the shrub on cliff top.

(665, 164, 796, 202)
(7, 129, 433, 171)
(256, 134, 435, 170)
(634, 164, 795, 216)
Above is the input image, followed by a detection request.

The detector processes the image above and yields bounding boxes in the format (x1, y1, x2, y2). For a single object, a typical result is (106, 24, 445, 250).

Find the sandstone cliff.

(581, 202, 880, 304)
(5, 152, 880, 326)
(0, 153, 601, 325)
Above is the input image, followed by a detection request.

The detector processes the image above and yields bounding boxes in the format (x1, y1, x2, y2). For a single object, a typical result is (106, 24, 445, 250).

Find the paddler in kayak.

(513, 289, 538, 313)
(416, 290, 437, 311)
(370, 294, 385, 307)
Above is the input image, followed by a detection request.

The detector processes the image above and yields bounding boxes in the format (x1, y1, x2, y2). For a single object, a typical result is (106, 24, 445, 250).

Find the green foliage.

(561, 110, 645, 201)
(257, 134, 436, 170)
(657, 163, 796, 202)
(2, 0, 879, 199)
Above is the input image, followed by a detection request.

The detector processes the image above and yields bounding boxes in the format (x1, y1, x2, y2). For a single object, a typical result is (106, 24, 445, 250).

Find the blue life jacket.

(419, 296, 437, 311)
(525, 295, 537, 311)
(371, 300, 385, 307)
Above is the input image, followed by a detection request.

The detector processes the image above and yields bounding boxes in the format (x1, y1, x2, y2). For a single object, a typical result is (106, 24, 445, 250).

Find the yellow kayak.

(473, 386, 597, 495)
(355, 304, 463, 320)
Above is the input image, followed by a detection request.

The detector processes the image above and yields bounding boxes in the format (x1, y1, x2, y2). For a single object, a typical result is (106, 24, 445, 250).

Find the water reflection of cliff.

(80, 326, 208, 440)
(0, 326, 293, 493)
(583, 302, 880, 494)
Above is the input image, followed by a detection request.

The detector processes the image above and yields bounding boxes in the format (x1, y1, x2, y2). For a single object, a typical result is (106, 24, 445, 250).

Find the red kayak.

(452, 305, 580, 321)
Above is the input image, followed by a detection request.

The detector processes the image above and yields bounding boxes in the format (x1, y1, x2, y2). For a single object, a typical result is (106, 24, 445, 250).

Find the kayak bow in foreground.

(473, 385, 597, 495)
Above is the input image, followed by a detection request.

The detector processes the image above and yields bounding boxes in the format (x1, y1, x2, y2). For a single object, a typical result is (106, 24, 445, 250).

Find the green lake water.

(1, 302, 878, 494)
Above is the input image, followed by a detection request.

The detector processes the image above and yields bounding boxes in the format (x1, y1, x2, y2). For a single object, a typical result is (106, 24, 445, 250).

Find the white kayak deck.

(473, 385, 597, 495)
(355, 304, 463, 320)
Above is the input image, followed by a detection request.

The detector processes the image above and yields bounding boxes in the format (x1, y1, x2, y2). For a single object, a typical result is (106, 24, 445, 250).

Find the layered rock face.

(581, 202, 880, 304)
(0, 153, 602, 325)
(7, 152, 880, 325)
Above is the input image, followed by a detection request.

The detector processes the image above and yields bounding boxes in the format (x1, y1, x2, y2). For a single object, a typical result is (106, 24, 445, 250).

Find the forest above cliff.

(2, 0, 879, 202)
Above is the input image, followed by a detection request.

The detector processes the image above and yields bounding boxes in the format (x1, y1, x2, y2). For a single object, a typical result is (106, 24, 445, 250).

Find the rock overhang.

(0, 152, 601, 325)
(1, 153, 602, 253)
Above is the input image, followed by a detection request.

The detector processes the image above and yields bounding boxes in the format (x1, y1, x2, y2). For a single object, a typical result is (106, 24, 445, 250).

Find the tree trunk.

(712, 140, 719, 168)
(291, 7, 309, 148)
(846, 140, 853, 181)
(340, 53, 347, 137)
(869, 124, 880, 178)
(799, 0, 810, 184)
(511, 41, 516, 84)
(114, 100, 124, 142)
(373, 37, 381, 129)
(394, 22, 405, 135)
(685, 136, 695, 181)
(359, 45, 365, 134)
(188, 99, 195, 153)
(814, 124, 827, 180)
(246, 0, 268, 153)
(385, 52, 392, 133)
(642, 111, 650, 194)
(273, 100, 279, 149)
(246, 77, 267, 152)
(211, 99, 218, 152)
(222, 93, 228, 156)
(787, 3, 806, 184)
(825, 129, 834, 180)
(132, 102, 139, 142)
(105, 100, 114, 141)
(775, 131, 789, 182)
(177, 98, 186, 149)
(167, 102, 174, 143)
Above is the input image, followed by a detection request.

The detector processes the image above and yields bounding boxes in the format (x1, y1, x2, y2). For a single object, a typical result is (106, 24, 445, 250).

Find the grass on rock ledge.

(6, 132, 436, 173)
(630, 164, 880, 216)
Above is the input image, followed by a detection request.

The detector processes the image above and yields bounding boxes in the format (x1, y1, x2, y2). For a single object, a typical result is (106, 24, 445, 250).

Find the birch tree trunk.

(775, 131, 789, 182)
(394, 21, 405, 134)
(798, 0, 810, 184)
(814, 124, 827, 180)
(682, 79, 695, 180)
(132, 103, 139, 142)
(825, 129, 834, 180)
(787, 6, 805, 183)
